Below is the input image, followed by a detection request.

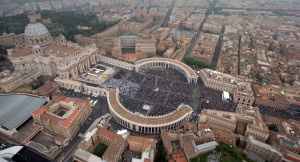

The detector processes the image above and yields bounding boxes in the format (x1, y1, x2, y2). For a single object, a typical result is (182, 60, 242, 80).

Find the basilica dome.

(25, 22, 49, 37)
(24, 22, 53, 47)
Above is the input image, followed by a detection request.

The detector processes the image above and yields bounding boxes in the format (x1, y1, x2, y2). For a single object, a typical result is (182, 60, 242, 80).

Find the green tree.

(236, 137, 240, 147)
(184, 56, 212, 69)
(268, 124, 279, 132)
(256, 73, 263, 82)
(93, 144, 108, 157)
(217, 142, 254, 162)
(0, 55, 6, 62)
(155, 139, 167, 162)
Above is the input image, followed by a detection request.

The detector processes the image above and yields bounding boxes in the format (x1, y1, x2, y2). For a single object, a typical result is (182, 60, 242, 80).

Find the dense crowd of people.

(127, 72, 144, 84)
(104, 78, 139, 97)
(142, 68, 187, 82)
(166, 94, 192, 107)
(113, 69, 130, 80)
(105, 68, 196, 116)
(103, 78, 122, 88)
(198, 80, 237, 112)
(104, 67, 299, 120)
(136, 87, 168, 104)
(288, 104, 300, 112)
(257, 105, 300, 121)
(119, 81, 139, 97)
(119, 96, 147, 115)
(140, 77, 173, 91)
(171, 82, 194, 96)
(196, 78, 299, 120)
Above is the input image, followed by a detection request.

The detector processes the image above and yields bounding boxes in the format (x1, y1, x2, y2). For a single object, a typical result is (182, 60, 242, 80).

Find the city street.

(0, 60, 14, 72)
(161, 0, 176, 27)
(183, 15, 208, 58)
(54, 89, 110, 162)
(210, 25, 225, 70)
(183, 0, 219, 58)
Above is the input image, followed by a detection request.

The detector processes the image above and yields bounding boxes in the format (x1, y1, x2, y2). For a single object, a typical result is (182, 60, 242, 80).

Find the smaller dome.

(24, 22, 49, 37)
(32, 45, 40, 49)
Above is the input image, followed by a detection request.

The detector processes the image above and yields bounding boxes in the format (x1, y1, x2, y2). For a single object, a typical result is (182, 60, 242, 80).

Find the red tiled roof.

(40, 113, 60, 124)
(255, 118, 260, 126)
(32, 106, 46, 116)
(63, 97, 80, 103)
(144, 159, 151, 162)
(170, 149, 187, 162)
(34, 96, 89, 128)
(97, 128, 121, 139)
(22, 127, 42, 145)
(214, 129, 238, 139)
(129, 136, 156, 150)
(248, 125, 269, 134)
(60, 105, 81, 127)
(283, 154, 300, 161)
(37, 81, 55, 95)
(61, 99, 88, 127)
(202, 110, 236, 125)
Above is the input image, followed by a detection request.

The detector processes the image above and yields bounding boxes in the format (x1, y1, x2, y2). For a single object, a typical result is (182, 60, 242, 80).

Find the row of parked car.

(88, 98, 98, 107)
(0, 141, 8, 150)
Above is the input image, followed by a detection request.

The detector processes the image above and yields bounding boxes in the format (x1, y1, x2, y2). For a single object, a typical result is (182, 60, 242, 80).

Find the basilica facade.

(7, 20, 103, 79)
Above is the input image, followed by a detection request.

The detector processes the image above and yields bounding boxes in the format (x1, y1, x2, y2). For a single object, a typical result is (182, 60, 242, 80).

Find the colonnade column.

(72, 67, 77, 78)
(80, 64, 83, 73)
(74, 66, 78, 76)
(87, 59, 91, 68)
(129, 123, 133, 130)
(70, 69, 75, 79)
(93, 56, 96, 64)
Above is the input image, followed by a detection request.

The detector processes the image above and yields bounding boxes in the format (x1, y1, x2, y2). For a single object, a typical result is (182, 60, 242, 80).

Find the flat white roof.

(196, 141, 218, 151)
(117, 129, 128, 135)
(223, 91, 230, 99)
(74, 148, 106, 162)
(84, 127, 98, 142)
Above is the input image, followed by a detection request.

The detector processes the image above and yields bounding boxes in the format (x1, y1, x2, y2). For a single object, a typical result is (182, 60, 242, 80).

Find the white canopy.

(222, 91, 230, 100)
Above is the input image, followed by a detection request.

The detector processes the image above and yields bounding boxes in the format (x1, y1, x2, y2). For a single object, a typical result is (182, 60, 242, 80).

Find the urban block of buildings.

(32, 96, 91, 141)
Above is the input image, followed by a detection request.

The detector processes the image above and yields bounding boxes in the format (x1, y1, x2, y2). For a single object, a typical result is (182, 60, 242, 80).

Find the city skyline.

(0, 0, 299, 162)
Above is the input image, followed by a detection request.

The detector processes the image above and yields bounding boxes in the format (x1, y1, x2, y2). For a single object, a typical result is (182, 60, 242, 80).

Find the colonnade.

(111, 112, 190, 134)
(108, 88, 193, 134)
